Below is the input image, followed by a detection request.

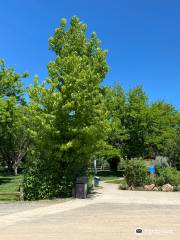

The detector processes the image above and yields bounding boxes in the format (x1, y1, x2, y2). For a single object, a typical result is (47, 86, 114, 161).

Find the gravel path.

(0, 182, 180, 239)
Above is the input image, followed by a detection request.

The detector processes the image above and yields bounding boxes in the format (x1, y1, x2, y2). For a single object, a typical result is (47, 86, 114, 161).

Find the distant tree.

(123, 86, 149, 159)
(99, 85, 126, 171)
(0, 59, 29, 175)
(147, 101, 179, 157)
(0, 59, 27, 103)
(162, 114, 180, 169)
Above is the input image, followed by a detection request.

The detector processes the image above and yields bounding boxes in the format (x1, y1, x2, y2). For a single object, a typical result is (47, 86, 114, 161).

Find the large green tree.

(24, 16, 108, 199)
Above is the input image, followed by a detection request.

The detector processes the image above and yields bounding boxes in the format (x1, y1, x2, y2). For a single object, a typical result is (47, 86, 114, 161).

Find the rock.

(144, 184, 155, 191)
(153, 187, 159, 191)
(128, 186, 135, 191)
(176, 184, 180, 191)
(161, 184, 174, 192)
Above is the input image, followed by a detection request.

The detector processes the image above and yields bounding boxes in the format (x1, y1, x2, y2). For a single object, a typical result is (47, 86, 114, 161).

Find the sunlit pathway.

(0, 182, 180, 240)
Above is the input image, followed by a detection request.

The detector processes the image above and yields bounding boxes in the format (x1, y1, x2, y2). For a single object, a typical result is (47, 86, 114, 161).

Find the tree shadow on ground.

(87, 189, 102, 200)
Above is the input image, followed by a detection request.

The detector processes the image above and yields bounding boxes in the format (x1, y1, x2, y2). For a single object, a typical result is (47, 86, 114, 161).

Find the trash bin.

(94, 176, 100, 187)
(75, 176, 87, 199)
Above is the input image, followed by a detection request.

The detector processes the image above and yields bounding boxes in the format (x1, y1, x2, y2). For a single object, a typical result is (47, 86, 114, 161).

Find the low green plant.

(124, 160, 148, 187)
(154, 176, 166, 186)
(145, 176, 155, 185)
(119, 180, 128, 190)
(87, 175, 93, 192)
(158, 167, 179, 186)
(23, 159, 74, 200)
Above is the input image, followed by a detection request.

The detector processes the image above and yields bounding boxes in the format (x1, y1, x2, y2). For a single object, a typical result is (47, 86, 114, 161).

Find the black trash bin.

(75, 176, 87, 199)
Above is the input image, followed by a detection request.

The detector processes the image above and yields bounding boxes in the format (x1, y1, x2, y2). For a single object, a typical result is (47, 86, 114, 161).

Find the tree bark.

(14, 166, 18, 176)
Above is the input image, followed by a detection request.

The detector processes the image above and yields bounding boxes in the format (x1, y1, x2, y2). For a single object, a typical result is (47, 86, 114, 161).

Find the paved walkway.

(0, 182, 180, 240)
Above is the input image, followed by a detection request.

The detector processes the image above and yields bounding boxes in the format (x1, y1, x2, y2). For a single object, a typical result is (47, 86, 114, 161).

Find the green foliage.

(163, 131, 180, 170)
(147, 101, 179, 157)
(103, 86, 126, 150)
(157, 167, 180, 186)
(0, 60, 29, 175)
(87, 174, 93, 192)
(95, 142, 121, 171)
(0, 16, 179, 200)
(101, 85, 180, 163)
(124, 159, 148, 186)
(95, 85, 126, 170)
(145, 175, 155, 185)
(123, 86, 149, 158)
(24, 16, 108, 200)
(145, 167, 180, 187)
(154, 176, 166, 186)
(0, 174, 22, 200)
(118, 179, 128, 189)
(97, 170, 124, 181)
(23, 161, 73, 200)
(0, 59, 28, 103)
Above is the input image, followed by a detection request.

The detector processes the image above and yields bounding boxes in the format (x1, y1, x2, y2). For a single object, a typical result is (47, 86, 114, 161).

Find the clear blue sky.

(0, 0, 179, 109)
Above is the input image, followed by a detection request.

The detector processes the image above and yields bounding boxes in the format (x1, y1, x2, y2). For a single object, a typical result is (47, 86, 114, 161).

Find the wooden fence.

(0, 186, 24, 201)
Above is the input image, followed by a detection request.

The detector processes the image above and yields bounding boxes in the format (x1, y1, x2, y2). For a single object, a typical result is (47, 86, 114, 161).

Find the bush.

(145, 176, 155, 185)
(157, 167, 179, 186)
(23, 157, 83, 200)
(23, 166, 74, 200)
(154, 176, 166, 186)
(119, 180, 128, 190)
(124, 160, 148, 187)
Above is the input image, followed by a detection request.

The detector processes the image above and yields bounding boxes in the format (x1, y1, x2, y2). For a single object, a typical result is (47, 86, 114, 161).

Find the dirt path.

(0, 182, 180, 239)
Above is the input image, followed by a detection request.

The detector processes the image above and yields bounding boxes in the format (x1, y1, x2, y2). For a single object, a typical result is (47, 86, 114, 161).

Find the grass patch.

(99, 175, 120, 181)
(97, 170, 124, 181)
(0, 174, 23, 201)
(105, 179, 123, 184)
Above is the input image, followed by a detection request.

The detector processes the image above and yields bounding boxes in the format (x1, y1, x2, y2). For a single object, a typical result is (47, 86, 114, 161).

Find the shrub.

(124, 160, 148, 187)
(119, 180, 128, 190)
(23, 167, 74, 200)
(23, 158, 79, 200)
(158, 167, 179, 186)
(145, 176, 155, 185)
(154, 176, 166, 186)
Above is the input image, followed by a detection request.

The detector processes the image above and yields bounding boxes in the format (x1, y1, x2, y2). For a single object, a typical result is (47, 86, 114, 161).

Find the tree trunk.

(13, 166, 18, 176)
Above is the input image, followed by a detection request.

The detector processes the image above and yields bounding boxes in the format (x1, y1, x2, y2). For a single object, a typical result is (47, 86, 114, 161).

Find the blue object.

(149, 164, 155, 174)
(94, 176, 100, 186)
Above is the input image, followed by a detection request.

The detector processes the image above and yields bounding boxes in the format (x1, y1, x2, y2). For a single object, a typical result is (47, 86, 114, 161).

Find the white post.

(93, 159, 97, 175)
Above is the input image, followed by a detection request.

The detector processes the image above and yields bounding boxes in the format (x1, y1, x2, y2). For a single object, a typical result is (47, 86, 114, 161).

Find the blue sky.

(0, 0, 179, 109)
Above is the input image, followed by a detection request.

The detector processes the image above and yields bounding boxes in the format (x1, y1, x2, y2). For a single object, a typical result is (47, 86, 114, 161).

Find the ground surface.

(0, 182, 180, 240)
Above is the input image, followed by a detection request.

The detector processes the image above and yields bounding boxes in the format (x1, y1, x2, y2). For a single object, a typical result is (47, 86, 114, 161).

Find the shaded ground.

(0, 182, 180, 240)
